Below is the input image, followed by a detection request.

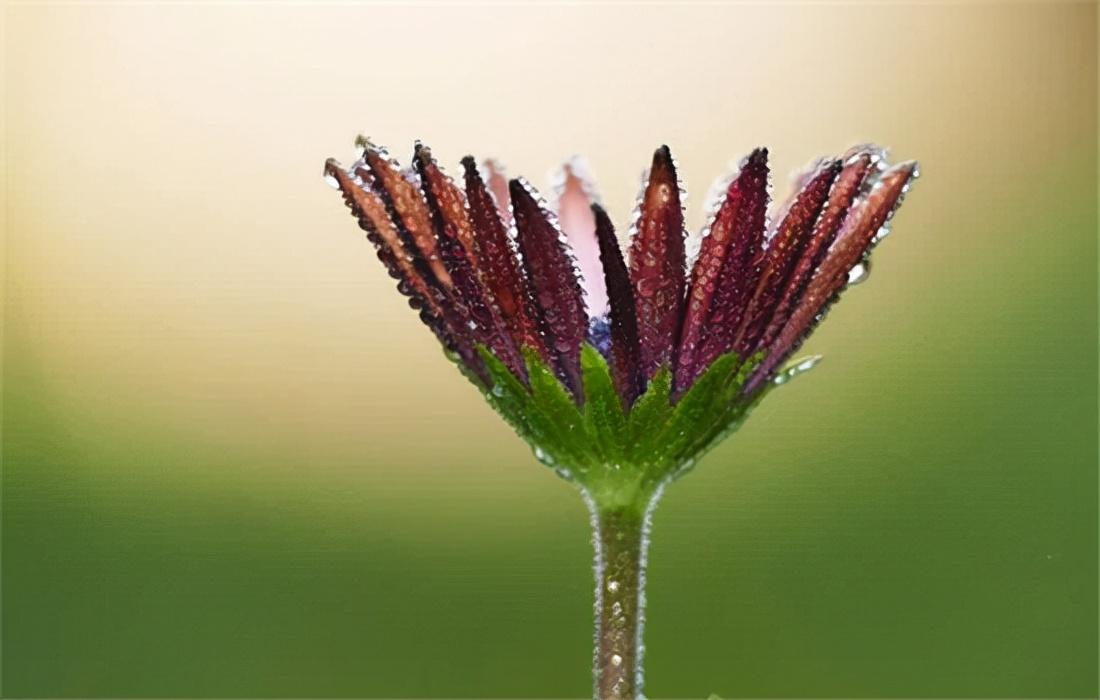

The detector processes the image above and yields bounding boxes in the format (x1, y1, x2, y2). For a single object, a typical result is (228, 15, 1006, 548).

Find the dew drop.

(606, 580, 620, 593)
(554, 467, 574, 481)
(323, 173, 340, 189)
(773, 355, 823, 385)
(636, 277, 657, 298)
(847, 262, 870, 285)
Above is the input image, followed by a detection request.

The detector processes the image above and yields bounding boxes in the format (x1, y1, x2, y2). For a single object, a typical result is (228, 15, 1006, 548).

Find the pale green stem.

(585, 484, 664, 699)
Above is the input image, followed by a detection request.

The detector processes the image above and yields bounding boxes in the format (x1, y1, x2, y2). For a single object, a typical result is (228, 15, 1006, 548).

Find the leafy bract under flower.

(469, 343, 793, 506)
(325, 140, 918, 496)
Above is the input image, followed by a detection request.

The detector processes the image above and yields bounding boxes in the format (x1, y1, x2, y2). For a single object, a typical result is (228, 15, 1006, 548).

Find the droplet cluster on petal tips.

(324, 139, 918, 471)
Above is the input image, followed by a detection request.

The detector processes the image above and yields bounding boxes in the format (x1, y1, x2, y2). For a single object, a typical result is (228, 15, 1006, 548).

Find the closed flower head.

(324, 138, 918, 699)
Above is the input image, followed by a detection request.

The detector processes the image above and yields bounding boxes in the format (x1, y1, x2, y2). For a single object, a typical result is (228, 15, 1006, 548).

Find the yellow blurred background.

(3, 2, 1096, 697)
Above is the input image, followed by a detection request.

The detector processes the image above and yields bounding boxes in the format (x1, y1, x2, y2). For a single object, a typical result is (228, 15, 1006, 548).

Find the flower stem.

(588, 488, 661, 699)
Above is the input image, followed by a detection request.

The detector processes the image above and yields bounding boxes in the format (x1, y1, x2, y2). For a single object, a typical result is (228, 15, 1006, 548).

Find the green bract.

(456, 346, 818, 509)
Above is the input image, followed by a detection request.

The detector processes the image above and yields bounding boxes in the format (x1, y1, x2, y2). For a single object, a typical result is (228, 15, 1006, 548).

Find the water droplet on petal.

(773, 355, 823, 385)
(847, 261, 870, 285)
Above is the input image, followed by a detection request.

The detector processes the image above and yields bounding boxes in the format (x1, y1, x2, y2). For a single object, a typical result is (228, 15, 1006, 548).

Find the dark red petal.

(326, 160, 434, 308)
(629, 145, 687, 380)
(510, 178, 588, 402)
(752, 150, 874, 356)
(749, 160, 918, 391)
(362, 145, 453, 289)
(675, 148, 769, 391)
(731, 159, 842, 357)
(414, 145, 525, 379)
(593, 204, 644, 407)
(324, 158, 486, 382)
(415, 145, 480, 259)
(462, 156, 547, 358)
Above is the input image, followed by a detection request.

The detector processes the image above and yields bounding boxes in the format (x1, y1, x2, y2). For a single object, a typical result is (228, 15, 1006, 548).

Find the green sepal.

(625, 368, 673, 465)
(579, 345, 628, 464)
(454, 344, 819, 506)
(522, 348, 595, 473)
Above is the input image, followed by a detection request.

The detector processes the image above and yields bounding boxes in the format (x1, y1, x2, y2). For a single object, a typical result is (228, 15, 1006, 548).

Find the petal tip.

(652, 144, 674, 169)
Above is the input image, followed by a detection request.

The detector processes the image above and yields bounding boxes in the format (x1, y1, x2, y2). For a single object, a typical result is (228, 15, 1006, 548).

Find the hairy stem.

(587, 487, 663, 699)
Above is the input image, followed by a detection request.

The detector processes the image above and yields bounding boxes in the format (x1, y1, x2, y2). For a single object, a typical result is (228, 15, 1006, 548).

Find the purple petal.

(732, 159, 842, 357)
(510, 178, 589, 402)
(415, 145, 525, 379)
(324, 157, 486, 381)
(362, 144, 453, 290)
(752, 150, 875, 356)
(593, 204, 644, 407)
(462, 156, 548, 359)
(675, 148, 769, 391)
(748, 160, 918, 392)
(629, 145, 687, 380)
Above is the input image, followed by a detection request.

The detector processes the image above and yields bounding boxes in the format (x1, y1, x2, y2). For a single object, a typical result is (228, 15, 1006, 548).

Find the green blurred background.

(3, 2, 1097, 698)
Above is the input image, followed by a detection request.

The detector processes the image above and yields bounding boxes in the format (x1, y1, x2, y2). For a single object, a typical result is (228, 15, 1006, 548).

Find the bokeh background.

(3, 2, 1097, 698)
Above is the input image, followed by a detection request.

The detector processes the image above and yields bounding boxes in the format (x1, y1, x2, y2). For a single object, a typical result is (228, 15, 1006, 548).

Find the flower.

(323, 140, 917, 494)
(324, 139, 917, 699)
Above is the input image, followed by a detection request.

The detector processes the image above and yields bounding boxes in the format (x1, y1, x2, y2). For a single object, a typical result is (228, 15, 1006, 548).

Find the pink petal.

(554, 158, 609, 317)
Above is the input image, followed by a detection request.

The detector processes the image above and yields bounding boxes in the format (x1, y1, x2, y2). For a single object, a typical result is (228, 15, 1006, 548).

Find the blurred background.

(3, 2, 1096, 698)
